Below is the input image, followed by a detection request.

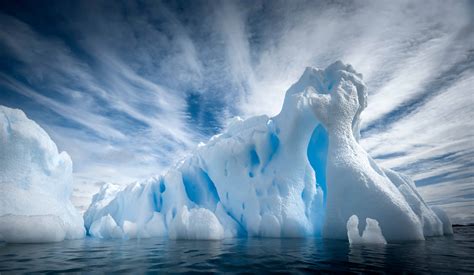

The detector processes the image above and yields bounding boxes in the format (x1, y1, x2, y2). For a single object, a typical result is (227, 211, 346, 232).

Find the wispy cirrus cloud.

(0, 0, 472, 221)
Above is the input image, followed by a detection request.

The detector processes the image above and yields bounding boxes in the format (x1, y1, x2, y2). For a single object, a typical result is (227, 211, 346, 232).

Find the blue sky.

(0, 0, 473, 223)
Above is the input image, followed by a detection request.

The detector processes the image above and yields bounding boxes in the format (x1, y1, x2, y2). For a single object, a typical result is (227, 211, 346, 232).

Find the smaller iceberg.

(346, 215, 387, 245)
(0, 106, 84, 243)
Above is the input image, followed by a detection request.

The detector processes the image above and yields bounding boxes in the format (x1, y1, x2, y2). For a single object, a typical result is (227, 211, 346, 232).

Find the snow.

(81, 61, 451, 242)
(0, 106, 85, 243)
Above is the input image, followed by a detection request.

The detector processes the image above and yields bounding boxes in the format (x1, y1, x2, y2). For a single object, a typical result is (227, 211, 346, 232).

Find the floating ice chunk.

(0, 106, 84, 243)
(347, 215, 387, 245)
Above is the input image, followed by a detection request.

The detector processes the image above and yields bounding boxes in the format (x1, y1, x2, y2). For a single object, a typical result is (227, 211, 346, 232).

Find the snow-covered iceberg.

(0, 106, 84, 243)
(84, 61, 452, 242)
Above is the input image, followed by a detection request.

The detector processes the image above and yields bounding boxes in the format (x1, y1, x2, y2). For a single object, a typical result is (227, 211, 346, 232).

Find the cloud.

(0, 0, 472, 219)
(419, 179, 474, 224)
(0, 9, 197, 183)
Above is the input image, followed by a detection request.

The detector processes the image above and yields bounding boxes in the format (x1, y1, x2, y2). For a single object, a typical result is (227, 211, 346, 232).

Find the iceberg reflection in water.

(0, 226, 472, 273)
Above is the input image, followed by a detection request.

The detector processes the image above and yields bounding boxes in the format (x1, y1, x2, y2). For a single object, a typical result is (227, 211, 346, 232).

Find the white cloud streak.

(0, 0, 472, 219)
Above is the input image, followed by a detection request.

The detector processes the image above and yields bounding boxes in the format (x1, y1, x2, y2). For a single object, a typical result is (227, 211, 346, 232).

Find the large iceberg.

(0, 106, 85, 243)
(84, 61, 451, 242)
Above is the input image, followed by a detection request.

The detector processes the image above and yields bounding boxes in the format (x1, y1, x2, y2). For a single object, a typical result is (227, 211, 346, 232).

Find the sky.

(0, 0, 473, 224)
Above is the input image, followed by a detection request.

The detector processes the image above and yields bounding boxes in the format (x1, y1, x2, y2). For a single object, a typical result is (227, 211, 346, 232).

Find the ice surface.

(431, 206, 454, 235)
(0, 106, 84, 243)
(347, 215, 387, 245)
(0, 215, 67, 243)
(168, 206, 224, 240)
(89, 214, 124, 239)
(84, 61, 452, 242)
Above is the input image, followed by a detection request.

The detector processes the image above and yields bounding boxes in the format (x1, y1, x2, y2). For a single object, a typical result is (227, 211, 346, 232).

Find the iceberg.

(0, 106, 84, 243)
(84, 61, 451, 242)
(346, 215, 387, 245)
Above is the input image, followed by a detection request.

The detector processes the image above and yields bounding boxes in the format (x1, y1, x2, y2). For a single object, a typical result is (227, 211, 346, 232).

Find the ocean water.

(0, 226, 473, 273)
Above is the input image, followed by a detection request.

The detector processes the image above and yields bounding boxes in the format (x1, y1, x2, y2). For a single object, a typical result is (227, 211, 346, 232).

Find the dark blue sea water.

(0, 226, 473, 273)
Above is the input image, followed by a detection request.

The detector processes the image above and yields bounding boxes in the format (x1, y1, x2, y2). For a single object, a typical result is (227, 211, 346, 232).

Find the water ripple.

(0, 226, 473, 273)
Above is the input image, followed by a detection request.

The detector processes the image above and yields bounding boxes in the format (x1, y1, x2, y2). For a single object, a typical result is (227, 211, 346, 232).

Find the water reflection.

(0, 226, 472, 273)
